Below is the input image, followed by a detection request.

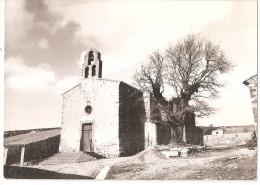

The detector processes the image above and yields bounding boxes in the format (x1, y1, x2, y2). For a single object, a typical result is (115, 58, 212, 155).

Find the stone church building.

(59, 48, 202, 158)
(59, 48, 156, 157)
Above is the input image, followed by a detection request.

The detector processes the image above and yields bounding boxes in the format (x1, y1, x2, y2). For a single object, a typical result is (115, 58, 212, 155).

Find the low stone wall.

(24, 135, 60, 164)
(5, 135, 60, 166)
(95, 143, 120, 158)
(5, 146, 22, 166)
(204, 133, 253, 147)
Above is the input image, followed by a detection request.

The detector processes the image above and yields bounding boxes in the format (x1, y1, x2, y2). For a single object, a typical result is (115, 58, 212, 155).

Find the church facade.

(59, 48, 157, 157)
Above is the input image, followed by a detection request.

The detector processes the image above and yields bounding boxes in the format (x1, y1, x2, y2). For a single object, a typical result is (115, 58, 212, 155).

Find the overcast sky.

(4, 0, 257, 131)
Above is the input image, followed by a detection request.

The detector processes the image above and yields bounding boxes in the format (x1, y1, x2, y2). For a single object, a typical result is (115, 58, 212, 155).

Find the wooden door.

(82, 123, 93, 152)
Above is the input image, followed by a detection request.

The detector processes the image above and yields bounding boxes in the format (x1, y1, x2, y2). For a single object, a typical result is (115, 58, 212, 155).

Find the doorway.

(81, 123, 93, 152)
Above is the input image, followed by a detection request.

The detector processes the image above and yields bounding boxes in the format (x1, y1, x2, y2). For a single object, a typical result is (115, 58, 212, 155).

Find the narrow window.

(92, 65, 96, 76)
(85, 67, 89, 78)
(88, 51, 94, 65)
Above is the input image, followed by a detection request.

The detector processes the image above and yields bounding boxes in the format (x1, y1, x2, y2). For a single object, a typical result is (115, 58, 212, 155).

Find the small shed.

(4, 128, 60, 166)
(211, 129, 223, 135)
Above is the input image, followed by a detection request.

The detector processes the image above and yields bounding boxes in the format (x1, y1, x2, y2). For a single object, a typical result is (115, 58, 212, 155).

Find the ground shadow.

(4, 165, 94, 179)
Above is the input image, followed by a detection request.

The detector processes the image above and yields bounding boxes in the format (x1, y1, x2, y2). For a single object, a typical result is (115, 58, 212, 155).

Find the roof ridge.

(97, 78, 121, 83)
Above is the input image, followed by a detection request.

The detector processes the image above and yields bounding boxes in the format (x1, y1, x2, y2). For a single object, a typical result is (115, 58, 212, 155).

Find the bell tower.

(82, 48, 102, 79)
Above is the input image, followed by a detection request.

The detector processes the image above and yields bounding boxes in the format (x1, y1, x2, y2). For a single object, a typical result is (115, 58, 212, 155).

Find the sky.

(3, 0, 257, 131)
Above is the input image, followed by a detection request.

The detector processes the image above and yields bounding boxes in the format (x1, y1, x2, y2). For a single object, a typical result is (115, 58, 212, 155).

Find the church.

(59, 48, 203, 158)
(59, 48, 157, 157)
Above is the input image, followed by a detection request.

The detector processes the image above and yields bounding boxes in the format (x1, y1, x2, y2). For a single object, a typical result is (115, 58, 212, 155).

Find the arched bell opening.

(88, 51, 94, 65)
(92, 65, 96, 76)
(85, 67, 89, 78)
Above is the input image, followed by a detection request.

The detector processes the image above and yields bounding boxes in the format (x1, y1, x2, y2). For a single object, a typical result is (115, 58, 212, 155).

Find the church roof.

(62, 83, 81, 95)
(97, 78, 121, 83)
(62, 78, 121, 95)
(61, 78, 142, 96)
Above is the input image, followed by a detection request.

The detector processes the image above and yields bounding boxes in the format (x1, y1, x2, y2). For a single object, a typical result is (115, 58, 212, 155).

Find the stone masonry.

(243, 74, 258, 136)
(59, 48, 157, 157)
(59, 48, 204, 157)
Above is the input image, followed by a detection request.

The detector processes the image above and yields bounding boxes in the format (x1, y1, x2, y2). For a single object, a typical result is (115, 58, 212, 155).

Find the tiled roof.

(4, 128, 60, 147)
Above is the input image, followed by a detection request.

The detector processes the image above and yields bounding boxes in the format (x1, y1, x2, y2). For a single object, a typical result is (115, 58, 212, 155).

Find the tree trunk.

(169, 125, 184, 145)
(170, 126, 177, 144)
(177, 125, 184, 144)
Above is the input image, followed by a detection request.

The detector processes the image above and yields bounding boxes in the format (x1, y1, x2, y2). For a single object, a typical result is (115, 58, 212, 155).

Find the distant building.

(211, 129, 223, 135)
(200, 125, 255, 147)
(243, 74, 257, 136)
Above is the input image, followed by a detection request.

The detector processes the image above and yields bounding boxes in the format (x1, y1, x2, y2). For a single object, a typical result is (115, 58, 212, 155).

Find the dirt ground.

(33, 155, 131, 178)
(32, 146, 257, 180)
(106, 146, 257, 180)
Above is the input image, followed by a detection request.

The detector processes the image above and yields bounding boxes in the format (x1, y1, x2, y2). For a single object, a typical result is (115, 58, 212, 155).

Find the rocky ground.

(30, 146, 257, 180)
(106, 146, 257, 180)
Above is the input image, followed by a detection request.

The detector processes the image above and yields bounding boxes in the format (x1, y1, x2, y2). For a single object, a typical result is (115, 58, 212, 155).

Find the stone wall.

(143, 92, 157, 147)
(247, 76, 257, 124)
(5, 146, 22, 165)
(82, 79, 120, 157)
(24, 136, 60, 164)
(60, 84, 82, 152)
(119, 82, 146, 156)
(243, 75, 257, 127)
(204, 132, 253, 147)
(243, 75, 257, 137)
(60, 79, 120, 157)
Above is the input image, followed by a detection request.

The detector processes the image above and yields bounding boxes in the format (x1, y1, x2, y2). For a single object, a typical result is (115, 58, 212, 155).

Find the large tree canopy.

(134, 34, 233, 143)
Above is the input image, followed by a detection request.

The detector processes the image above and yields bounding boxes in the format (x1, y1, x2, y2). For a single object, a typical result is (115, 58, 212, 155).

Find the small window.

(92, 65, 96, 76)
(85, 67, 89, 78)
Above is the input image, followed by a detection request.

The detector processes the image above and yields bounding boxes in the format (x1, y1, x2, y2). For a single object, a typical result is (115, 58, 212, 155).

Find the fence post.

(148, 133, 150, 146)
(3, 148, 8, 165)
(20, 146, 25, 166)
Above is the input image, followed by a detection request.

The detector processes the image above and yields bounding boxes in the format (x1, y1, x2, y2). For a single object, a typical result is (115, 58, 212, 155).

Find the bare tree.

(134, 34, 233, 144)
